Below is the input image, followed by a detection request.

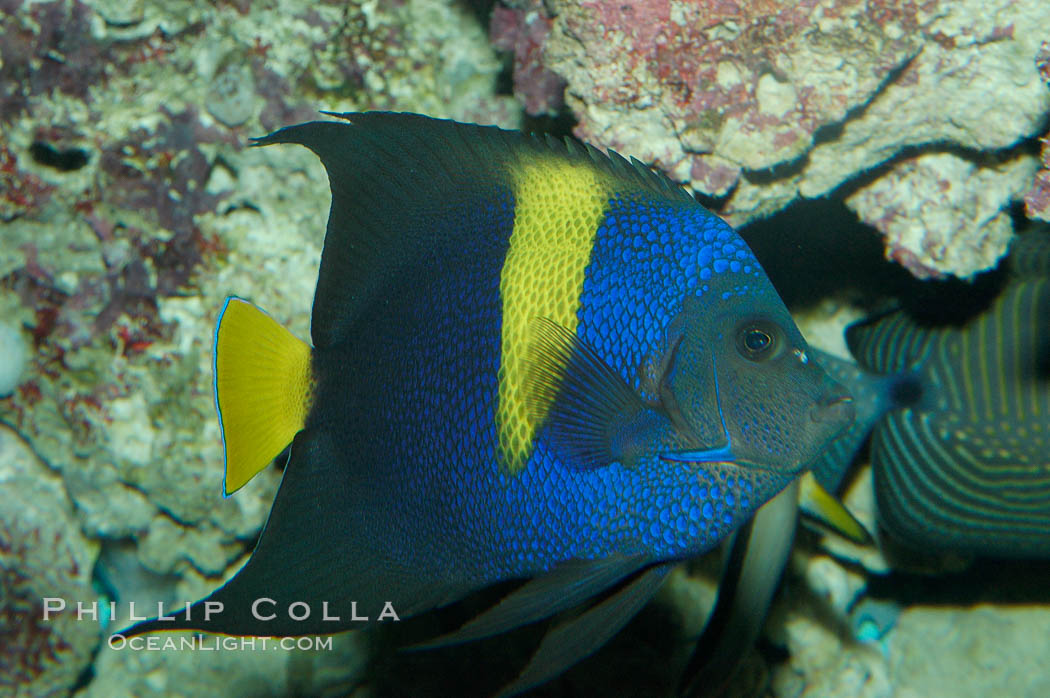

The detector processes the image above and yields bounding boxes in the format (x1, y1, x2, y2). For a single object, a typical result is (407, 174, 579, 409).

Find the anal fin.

(412, 555, 647, 649)
(495, 562, 673, 697)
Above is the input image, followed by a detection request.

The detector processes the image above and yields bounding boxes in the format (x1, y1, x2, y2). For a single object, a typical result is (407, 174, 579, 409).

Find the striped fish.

(856, 275, 1050, 556)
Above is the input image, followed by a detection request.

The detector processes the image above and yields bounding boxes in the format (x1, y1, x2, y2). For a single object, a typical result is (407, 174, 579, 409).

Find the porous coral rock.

(796, 0, 1049, 201)
(81, 629, 370, 698)
(1024, 41, 1050, 223)
(766, 559, 892, 698)
(491, 2, 566, 116)
(1027, 134, 1050, 223)
(845, 151, 1039, 279)
(521, 0, 1050, 277)
(83, 552, 371, 697)
(888, 605, 1050, 697)
(0, 0, 519, 693)
(0, 321, 29, 396)
(0, 0, 517, 558)
(0, 425, 100, 697)
(540, 0, 929, 189)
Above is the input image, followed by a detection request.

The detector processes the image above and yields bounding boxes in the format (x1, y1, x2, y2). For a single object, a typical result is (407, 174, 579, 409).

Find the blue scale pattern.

(348, 189, 779, 589)
(576, 196, 762, 388)
(469, 195, 774, 578)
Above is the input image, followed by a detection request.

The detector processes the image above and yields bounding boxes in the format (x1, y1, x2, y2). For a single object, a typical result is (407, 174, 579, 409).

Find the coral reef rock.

(889, 605, 1050, 698)
(503, 0, 1050, 278)
(0, 425, 100, 697)
(845, 151, 1039, 279)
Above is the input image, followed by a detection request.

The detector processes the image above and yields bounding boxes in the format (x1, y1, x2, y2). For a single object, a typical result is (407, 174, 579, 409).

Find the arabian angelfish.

(121, 112, 852, 694)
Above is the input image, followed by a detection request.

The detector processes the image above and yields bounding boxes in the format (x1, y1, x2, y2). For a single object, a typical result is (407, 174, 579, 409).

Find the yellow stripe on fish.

(497, 155, 614, 474)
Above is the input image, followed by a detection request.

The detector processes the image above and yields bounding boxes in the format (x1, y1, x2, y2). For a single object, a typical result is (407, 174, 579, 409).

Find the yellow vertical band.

(497, 156, 612, 474)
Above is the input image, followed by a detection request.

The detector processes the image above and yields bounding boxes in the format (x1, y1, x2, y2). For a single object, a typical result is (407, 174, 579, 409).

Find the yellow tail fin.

(214, 297, 312, 495)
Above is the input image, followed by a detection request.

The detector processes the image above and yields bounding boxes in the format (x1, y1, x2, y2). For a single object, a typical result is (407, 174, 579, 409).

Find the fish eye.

(735, 321, 780, 361)
(744, 329, 771, 352)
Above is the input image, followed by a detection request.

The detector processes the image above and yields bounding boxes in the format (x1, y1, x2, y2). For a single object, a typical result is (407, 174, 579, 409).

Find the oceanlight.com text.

(108, 635, 334, 652)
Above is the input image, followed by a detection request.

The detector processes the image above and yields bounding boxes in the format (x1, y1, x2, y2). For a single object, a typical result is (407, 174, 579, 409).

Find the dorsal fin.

(251, 112, 694, 348)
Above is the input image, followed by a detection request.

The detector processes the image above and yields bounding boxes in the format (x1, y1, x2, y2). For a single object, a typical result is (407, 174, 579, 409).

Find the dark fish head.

(659, 278, 854, 475)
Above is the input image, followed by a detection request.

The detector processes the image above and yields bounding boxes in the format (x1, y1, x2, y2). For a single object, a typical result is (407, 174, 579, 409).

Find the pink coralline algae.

(533, 0, 926, 194)
(0, 0, 108, 120)
(846, 151, 1038, 279)
(2, 108, 231, 366)
(506, 0, 1050, 278)
(491, 3, 566, 116)
(1026, 136, 1050, 223)
(1025, 42, 1050, 223)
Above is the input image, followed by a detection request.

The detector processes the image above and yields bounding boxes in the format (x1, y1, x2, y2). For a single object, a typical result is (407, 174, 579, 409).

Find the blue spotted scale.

(121, 112, 853, 694)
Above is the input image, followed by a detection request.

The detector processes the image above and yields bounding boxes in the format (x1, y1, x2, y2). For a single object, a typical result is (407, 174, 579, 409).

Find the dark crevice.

(736, 123, 1043, 322)
(29, 141, 89, 171)
(828, 136, 1043, 202)
(739, 195, 1010, 325)
(733, 46, 1048, 216)
(864, 557, 1050, 607)
(811, 51, 921, 149)
(455, 0, 497, 28)
(220, 201, 262, 216)
(739, 196, 913, 311)
(741, 148, 810, 185)
(693, 182, 735, 213)
(494, 53, 514, 97)
(522, 106, 577, 141)
(70, 659, 96, 693)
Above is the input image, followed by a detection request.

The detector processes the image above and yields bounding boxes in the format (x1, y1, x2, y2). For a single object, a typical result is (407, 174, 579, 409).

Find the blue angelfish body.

(124, 113, 852, 694)
(322, 197, 780, 583)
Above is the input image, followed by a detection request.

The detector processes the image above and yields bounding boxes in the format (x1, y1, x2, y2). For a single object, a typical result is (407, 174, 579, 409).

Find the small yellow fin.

(798, 472, 872, 545)
(214, 297, 312, 495)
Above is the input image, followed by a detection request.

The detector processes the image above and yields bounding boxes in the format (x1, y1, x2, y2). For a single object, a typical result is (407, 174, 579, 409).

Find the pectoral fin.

(526, 317, 663, 469)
